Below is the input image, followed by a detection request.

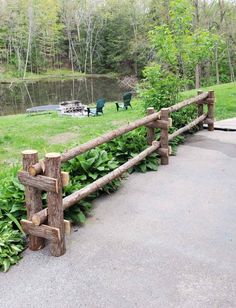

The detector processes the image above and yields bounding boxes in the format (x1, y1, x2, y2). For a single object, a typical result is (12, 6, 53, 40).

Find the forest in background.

(0, 0, 236, 88)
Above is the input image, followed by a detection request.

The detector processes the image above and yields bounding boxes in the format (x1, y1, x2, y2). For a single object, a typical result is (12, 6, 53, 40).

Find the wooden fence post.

(159, 108, 169, 165)
(45, 153, 66, 257)
(197, 90, 204, 130)
(22, 150, 45, 251)
(207, 90, 215, 131)
(146, 107, 155, 145)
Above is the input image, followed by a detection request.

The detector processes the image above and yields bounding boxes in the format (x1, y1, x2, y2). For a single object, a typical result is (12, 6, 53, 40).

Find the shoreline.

(0, 69, 119, 84)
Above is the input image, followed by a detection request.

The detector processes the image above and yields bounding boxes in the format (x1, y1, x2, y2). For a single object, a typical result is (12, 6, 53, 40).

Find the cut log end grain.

(22, 150, 38, 155)
(45, 152, 61, 159)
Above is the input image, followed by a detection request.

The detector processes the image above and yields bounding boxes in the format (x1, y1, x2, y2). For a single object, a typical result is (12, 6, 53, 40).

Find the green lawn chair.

(87, 98, 105, 117)
(115, 92, 133, 111)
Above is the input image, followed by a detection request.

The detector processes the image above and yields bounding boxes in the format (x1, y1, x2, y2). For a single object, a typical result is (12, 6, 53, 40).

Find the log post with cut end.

(197, 90, 204, 130)
(45, 153, 66, 257)
(146, 107, 155, 145)
(22, 150, 45, 251)
(159, 108, 169, 165)
(207, 90, 215, 131)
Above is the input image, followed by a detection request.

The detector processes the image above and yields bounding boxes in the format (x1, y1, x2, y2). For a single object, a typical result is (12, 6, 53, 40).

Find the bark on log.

(160, 108, 169, 165)
(204, 118, 214, 125)
(32, 208, 48, 225)
(146, 108, 155, 145)
(29, 160, 45, 177)
(63, 141, 160, 209)
(168, 114, 207, 141)
(168, 92, 208, 113)
(145, 119, 170, 129)
(197, 90, 204, 130)
(207, 91, 215, 131)
(32, 141, 161, 225)
(21, 220, 61, 241)
(64, 220, 71, 235)
(45, 153, 66, 257)
(21, 150, 45, 250)
(29, 111, 161, 176)
(18, 171, 58, 193)
(61, 171, 70, 187)
(157, 148, 169, 157)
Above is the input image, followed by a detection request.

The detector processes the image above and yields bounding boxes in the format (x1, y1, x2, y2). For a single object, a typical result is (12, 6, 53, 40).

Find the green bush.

(138, 64, 197, 128)
(0, 168, 26, 222)
(102, 128, 159, 173)
(63, 128, 159, 223)
(0, 220, 24, 272)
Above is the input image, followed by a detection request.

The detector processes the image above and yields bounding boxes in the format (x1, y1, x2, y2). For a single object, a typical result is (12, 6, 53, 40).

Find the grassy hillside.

(182, 82, 236, 120)
(0, 82, 235, 177)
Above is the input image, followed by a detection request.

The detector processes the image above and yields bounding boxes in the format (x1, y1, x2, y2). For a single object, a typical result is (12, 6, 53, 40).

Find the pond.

(0, 76, 125, 116)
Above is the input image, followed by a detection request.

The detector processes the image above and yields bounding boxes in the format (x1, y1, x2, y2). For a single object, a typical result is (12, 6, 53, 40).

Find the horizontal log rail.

(18, 171, 59, 193)
(167, 92, 208, 113)
(32, 141, 161, 225)
(29, 111, 161, 176)
(19, 91, 215, 256)
(168, 113, 207, 141)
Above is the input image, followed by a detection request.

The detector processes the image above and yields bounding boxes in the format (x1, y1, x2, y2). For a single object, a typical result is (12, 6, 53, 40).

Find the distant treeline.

(0, 0, 235, 87)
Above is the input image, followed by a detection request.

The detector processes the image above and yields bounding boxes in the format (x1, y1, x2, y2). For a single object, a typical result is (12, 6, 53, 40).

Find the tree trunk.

(227, 45, 235, 82)
(215, 46, 220, 84)
(195, 63, 201, 89)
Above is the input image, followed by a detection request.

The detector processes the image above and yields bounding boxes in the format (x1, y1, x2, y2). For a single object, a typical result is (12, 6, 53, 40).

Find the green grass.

(0, 81, 235, 177)
(181, 82, 236, 120)
(0, 100, 143, 177)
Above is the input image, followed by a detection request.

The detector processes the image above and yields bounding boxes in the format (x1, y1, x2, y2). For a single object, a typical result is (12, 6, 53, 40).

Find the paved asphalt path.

(214, 118, 236, 131)
(1, 130, 236, 308)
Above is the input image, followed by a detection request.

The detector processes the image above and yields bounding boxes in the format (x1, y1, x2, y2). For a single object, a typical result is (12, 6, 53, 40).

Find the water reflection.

(0, 76, 124, 116)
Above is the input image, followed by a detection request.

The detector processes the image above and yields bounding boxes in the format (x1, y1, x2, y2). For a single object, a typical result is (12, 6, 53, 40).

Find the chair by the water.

(115, 92, 132, 111)
(87, 98, 105, 116)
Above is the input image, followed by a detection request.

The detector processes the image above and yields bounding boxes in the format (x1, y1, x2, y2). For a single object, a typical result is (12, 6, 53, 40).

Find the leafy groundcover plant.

(0, 220, 24, 272)
(0, 128, 184, 271)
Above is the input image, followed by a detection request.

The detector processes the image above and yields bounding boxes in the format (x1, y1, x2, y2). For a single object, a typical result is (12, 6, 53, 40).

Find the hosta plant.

(0, 220, 24, 272)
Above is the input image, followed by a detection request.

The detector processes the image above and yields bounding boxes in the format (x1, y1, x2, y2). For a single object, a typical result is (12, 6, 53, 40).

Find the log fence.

(18, 91, 215, 256)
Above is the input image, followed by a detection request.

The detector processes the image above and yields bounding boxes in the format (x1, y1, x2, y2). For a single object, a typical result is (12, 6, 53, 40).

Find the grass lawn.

(0, 82, 235, 177)
(0, 100, 143, 177)
(182, 82, 236, 120)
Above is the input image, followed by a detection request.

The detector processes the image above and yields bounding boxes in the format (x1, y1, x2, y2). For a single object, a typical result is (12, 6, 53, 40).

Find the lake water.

(0, 76, 125, 116)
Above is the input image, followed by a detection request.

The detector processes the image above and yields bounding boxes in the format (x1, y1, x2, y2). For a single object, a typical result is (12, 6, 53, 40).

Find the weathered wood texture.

(21, 220, 61, 241)
(45, 153, 66, 257)
(63, 142, 160, 209)
(61, 171, 70, 187)
(197, 90, 204, 130)
(146, 108, 155, 145)
(145, 119, 170, 129)
(204, 118, 214, 125)
(168, 113, 207, 141)
(29, 160, 45, 176)
(18, 171, 58, 193)
(29, 111, 161, 176)
(22, 150, 45, 251)
(32, 141, 161, 225)
(32, 208, 48, 225)
(160, 108, 170, 165)
(207, 90, 215, 131)
(64, 220, 72, 235)
(168, 92, 208, 113)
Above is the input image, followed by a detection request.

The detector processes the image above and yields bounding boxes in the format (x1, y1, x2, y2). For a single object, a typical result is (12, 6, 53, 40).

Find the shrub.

(138, 64, 197, 128)
(102, 128, 159, 173)
(0, 169, 26, 222)
(63, 128, 160, 223)
(0, 220, 24, 272)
